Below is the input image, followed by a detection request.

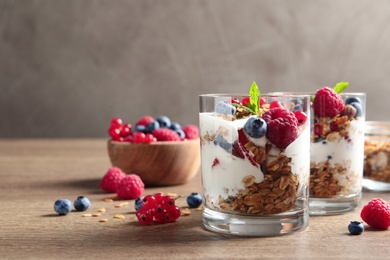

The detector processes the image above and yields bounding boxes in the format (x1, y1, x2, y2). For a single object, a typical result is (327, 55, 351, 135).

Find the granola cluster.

(206, 153, 299, 215)
(364, 140, 390, 182)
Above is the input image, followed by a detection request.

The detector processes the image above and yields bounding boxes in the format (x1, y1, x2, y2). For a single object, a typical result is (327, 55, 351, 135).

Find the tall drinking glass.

(309, 92, 366, 215)
(199, 93, 310, 236)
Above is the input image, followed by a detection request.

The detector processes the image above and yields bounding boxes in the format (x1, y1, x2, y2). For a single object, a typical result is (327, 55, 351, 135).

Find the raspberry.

(313, 87, 344, 118)
(152, 128, 180, 141)
(136, 193, 181, 225)
(360, 198, 390, 230)
(263, 107, 298, 149)
(182, 124, 199, 140)
(100, 167, 126, 193)
(135, 116, 155, 127)
(116, 174, 145, 200)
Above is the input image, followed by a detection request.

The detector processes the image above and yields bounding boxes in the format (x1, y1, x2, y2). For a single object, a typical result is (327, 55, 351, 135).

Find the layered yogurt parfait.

(309, 82, 366, 215)
(199, 83, 310, 236)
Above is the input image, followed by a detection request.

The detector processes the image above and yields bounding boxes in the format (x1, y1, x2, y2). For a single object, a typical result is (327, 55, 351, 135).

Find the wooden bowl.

(107, 139, 201, 186)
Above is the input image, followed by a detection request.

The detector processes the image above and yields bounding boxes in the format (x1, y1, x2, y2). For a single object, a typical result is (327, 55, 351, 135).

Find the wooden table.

(1, 139, 390, 259)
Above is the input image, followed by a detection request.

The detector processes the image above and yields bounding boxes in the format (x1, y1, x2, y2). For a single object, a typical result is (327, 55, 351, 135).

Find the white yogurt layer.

(311, 119, 365, 192)
(199, 112, 310, 204)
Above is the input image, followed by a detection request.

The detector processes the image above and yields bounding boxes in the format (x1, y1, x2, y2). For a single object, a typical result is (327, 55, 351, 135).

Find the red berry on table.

(100, 167, 126, 193)
(136, 116, 155, 127)
(168, 206, 181, 221)
(263, 107, 298, 149)
(360, 198, 390, 230)
(110, 117, 123, 128)
(116, 174, 145, 200)
(153, 193, 165, 203)
(294, 111, 307, 125)
(182, 125, 199, 140)
(154, 210, 171, 224)
(142, 194, 157, 210)
(313, 87, 344, 118)
(136, 208, 154, 225)
(161, 196, 175, 209)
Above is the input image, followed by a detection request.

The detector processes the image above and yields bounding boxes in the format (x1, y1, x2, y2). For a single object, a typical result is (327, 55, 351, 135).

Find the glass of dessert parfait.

(309, 86, 366, 215)
(363, 121, 390, 191)
(199, 88, 310, 236)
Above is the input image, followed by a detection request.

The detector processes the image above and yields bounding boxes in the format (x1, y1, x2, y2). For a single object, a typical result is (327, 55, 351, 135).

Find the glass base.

(308, 192, 361, 215)
(202, 207, 309, 237)
(362, 178, 390, 192)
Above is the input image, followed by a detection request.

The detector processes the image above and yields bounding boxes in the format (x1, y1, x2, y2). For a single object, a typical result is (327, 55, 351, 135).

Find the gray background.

(1, 0, 389, 138)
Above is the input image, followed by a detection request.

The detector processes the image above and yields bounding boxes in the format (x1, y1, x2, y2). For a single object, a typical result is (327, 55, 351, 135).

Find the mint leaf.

(333, 82, 349, 94)
(232, 103, 256, 115)
(248, 81, 260, 114)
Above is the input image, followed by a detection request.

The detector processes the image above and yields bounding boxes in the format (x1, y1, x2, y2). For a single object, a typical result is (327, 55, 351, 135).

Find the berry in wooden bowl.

(107, 116, 200, 186)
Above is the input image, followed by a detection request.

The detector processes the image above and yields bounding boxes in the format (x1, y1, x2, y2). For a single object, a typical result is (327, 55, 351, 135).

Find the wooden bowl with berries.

(107, 116, 201, 187)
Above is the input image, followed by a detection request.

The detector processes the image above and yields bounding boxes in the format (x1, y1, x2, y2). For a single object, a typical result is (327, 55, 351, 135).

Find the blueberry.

(175, 129, 185, 138)
(314, 137, 326, 143)
(74, 196, 91, 211)
(134, 125, 146, 133)
(293, 104, 302, 112)
(170, 122, 181, 131)
(350, 102, 363, 118)
(348, 221, 364, 235)
(213, 135, 232, 151)
(145, 121, 160, 133)
(156, 116, 171, 128)
(345, 96, 361, 105)
(216, 101, 236, 115)
(186, 192, 203, 208)
(134, 197, 143, 211)
(54, 199, 72, 215)
(244, 117, 267, 138)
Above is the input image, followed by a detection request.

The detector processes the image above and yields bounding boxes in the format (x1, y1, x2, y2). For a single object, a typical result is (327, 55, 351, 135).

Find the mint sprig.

(333, 81, 349, 93)
(247, 81, 260, 115)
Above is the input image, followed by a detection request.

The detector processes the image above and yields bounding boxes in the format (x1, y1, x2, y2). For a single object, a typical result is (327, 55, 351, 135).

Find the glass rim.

(199, 93, 311, 98)
(266, 91, 366, 97)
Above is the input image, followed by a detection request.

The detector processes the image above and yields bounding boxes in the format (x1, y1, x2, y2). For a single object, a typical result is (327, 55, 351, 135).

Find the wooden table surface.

(1, 139, 390, 259)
